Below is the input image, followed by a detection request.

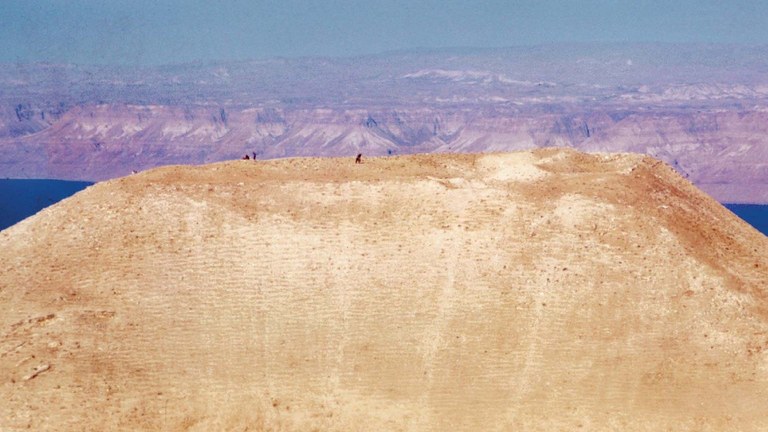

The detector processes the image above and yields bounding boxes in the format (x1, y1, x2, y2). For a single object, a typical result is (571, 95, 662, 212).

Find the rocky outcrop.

(0, 102, 67, 138)
(1, 150, 766, 430)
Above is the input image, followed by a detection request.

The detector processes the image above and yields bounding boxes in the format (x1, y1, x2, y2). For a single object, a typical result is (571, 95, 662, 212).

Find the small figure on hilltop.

(355, 153, 363, 164)
(242, 154, 250, 160)
(252, 151, 257, 160)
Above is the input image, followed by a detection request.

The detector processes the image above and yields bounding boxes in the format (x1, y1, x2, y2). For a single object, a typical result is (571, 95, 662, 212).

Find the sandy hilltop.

(1, 149, 767, 430)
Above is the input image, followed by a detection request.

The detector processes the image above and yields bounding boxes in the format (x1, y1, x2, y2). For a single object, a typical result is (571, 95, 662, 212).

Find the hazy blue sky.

(2, 0, 768, 65)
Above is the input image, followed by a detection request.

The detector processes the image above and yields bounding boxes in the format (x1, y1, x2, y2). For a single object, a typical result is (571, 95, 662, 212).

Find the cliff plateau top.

(1, 148, 767, 431)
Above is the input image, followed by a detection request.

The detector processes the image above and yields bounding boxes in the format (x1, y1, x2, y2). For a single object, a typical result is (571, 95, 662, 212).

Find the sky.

(1, 0, 768, 65)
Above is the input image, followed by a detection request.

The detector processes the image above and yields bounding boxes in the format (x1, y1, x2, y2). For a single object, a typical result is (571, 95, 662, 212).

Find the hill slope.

(1, 149, 767, 431)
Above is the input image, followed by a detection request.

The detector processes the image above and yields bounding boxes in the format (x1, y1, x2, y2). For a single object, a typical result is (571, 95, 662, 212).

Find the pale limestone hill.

(1, 149, 767, 431)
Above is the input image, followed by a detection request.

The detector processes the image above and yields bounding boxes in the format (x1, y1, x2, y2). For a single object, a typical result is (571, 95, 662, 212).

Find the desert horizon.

(2, 43, 768, 204)
(3, 2, 768, 430)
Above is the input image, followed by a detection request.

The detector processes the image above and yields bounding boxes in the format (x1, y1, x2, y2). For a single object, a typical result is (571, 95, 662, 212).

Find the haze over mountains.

(1, 44, 767, 202)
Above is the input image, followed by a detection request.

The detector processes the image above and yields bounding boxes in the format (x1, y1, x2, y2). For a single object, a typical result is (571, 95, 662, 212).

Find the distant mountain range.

(1, 44, 767, 202)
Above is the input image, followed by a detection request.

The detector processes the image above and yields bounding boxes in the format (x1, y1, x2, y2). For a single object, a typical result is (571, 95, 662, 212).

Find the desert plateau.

(1, 149, 767, 431)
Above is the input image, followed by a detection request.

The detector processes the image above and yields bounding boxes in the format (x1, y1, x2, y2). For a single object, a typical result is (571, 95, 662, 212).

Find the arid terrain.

(1, 149, 767, 430)
(2, 44, 768, 203)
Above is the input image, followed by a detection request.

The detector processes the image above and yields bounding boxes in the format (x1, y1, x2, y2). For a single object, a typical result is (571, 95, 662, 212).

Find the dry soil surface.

(1, 148, 767, 431)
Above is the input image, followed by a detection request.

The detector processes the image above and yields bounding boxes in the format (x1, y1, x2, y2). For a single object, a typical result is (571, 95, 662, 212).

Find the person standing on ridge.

(355, 153, 362, 164)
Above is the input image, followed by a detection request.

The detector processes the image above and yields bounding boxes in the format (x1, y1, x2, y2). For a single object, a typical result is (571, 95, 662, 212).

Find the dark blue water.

(0, 179, 93, 230)
(725, 204, 768, 237)
(1, 179, 767, 236)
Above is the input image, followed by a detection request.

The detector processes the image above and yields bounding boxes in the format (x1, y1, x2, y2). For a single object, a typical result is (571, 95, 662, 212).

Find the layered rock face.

(1, 45, 768, 203)
(3, 104, 767, 203)
(1, 149, 767, 431)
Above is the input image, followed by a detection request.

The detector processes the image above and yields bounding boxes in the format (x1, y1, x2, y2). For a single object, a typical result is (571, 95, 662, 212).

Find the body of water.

(0, 180, 767, 237)
(0, 179, 93, 230)
(724, 204, 768, 237)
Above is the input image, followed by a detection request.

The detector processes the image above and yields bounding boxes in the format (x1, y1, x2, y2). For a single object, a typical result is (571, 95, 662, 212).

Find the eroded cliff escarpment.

(1, 149, 766, 431)
(2, 103, 767, 203)
(2, 45, 768, 203)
